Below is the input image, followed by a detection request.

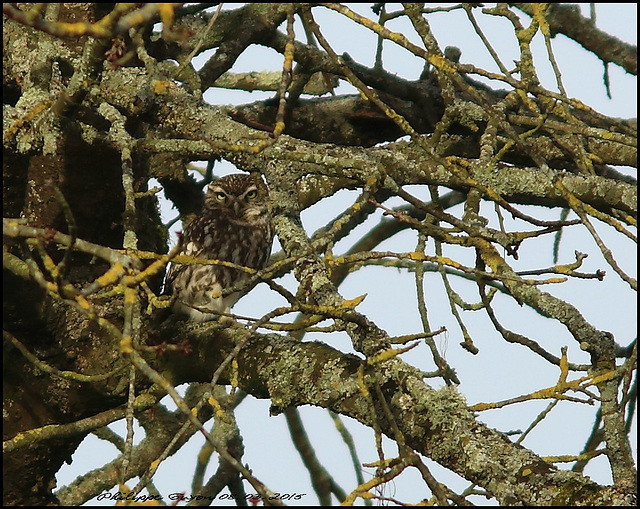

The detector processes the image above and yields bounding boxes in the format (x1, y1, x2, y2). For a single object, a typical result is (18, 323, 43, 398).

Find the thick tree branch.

(159, 324, 634, 505)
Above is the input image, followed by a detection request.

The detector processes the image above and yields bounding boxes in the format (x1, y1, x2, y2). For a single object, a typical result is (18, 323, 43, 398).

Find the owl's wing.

(163, 214, 210, 295)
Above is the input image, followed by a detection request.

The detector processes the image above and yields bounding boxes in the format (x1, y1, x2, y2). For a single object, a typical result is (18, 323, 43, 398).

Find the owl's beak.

(232, 199, 242, 218)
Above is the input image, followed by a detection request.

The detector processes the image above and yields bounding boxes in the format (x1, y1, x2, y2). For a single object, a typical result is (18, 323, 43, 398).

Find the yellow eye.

(215, 192, 226, 201)
(245, 189, 258, 200)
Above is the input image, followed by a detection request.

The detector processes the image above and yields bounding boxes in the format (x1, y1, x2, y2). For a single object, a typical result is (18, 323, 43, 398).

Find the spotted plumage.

(165, 174, 273, 322)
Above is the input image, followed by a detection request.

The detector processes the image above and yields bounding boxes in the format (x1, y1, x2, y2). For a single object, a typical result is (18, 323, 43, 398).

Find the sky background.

(56, 3, 636, 505)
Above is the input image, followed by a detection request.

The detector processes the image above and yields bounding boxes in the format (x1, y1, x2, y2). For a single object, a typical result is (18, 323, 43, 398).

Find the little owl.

(165, 173, 273, 322)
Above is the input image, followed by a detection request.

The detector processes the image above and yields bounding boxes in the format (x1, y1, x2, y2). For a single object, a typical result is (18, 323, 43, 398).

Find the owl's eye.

(245, 189, 258, 200)
(215, 192, 227, 201)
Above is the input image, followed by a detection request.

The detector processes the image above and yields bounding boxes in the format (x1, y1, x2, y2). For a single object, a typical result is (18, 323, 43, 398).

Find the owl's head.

(204, 173, 269, 224)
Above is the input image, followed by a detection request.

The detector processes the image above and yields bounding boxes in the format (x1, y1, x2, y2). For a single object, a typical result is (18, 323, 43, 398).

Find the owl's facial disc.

(204, 179, 268, 225)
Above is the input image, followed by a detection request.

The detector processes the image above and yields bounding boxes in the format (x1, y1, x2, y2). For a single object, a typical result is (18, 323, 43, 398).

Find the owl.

(165, 173, 273, 322)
